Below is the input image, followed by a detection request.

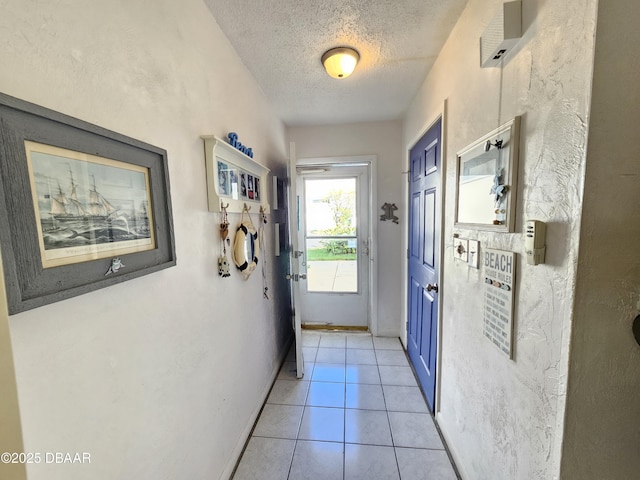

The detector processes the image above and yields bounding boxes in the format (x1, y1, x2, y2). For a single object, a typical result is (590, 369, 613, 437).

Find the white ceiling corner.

(203, 0, 469, 126)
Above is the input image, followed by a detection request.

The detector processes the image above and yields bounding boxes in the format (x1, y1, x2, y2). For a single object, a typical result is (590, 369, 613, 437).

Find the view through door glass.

(304, 177, 358, 293)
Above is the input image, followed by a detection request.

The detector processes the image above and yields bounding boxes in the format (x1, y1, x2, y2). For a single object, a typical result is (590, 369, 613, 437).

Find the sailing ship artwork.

(25, 141, 155, 268)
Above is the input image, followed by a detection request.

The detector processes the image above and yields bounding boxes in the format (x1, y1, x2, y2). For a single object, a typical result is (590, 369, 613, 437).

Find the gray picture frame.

(0, 93, 176, 314)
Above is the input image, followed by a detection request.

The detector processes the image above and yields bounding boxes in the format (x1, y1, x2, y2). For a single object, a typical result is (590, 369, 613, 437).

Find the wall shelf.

(202, 135, 270, 213)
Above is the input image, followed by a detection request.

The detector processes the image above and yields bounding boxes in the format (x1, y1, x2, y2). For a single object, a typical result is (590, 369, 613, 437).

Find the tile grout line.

(376, 339, 404, 479)
(340, 334, 346, 480)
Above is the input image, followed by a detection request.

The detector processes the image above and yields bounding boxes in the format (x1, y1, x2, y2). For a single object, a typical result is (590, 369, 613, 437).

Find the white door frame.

(401, 101, 448, 413)
(297, 155, 378, 335)
(288, 142, 304, 378)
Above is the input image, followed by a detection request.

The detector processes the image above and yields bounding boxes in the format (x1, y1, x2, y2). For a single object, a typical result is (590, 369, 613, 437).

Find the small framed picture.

(217, 161, 229, 196)
(229, 169, 239, 200)
(254, 177, 260, 201)
(240, 171, 247, 198)
(247, 174, 254, 200)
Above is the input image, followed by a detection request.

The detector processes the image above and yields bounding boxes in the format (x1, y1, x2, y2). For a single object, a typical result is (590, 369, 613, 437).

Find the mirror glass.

(243, 228, 255, 262)
(457, 150, 500, 225)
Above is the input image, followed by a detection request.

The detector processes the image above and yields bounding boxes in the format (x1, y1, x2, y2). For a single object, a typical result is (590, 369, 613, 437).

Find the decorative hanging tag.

(220, 202, 230, 240)
(258, 206, 269, 298)
(218, 254, 231, 277)
(218, 202, 231, 278)
(220, 223, 229, 240)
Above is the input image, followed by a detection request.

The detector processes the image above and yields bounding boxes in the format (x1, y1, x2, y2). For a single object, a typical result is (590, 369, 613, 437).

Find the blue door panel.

(421, 289, 435, 376)
(424, 139, 439, 175)
(410, 192, 421, 260)
(412, 153, 422, 182)
(423, 189, 436, 269)
(408, 278, 421, 351)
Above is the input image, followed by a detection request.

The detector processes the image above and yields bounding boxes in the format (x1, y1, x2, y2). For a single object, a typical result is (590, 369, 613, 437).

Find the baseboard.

(302, 324, 369, 332)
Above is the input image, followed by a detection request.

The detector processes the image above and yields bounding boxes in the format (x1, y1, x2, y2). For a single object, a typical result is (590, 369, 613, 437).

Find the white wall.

(561, 0, 640, 477)
(0, 1, 290, 479)
(0, 246, 27, 480)
(288, 121, 403, 336)
(403, 0, 597, 478)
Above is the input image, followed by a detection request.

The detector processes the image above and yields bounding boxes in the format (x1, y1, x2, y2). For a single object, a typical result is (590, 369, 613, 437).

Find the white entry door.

(296, 164, 370, 328)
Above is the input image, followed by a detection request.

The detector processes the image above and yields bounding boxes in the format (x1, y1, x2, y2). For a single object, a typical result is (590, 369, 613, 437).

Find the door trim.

(296, 155, 378, 335)
(402, 101, 448, 414)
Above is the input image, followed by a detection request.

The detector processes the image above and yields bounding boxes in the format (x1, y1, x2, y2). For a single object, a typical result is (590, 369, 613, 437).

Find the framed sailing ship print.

(0, 93, 176, 314)
(25, 141, 156, 268)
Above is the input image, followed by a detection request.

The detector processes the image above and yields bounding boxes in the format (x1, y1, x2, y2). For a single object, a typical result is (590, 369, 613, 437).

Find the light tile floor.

(232, 331, 459, 480)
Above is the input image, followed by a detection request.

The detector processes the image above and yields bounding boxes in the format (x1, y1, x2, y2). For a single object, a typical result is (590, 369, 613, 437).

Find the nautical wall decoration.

(232, 204, 260, 280)
(259, 205, 269, 299)
(227, 132, 254, 158)
(202, 135, 270, 214)
(26, 141, 155, 269)
(0, 92, 176, 314)
(483, 248, 516, 358)
(105, 257, 125, 276)
(218, 202, 231, 278)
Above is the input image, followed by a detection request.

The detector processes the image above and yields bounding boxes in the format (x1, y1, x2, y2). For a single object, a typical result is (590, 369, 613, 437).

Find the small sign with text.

(483, 248, 515, 358)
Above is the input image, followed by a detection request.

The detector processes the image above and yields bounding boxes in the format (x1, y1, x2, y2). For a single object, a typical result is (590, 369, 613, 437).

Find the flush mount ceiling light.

(321, 47, 360, 79)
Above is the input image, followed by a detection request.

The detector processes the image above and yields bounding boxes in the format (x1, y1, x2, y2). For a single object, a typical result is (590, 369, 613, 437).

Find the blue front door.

(407, 118, 442, 412)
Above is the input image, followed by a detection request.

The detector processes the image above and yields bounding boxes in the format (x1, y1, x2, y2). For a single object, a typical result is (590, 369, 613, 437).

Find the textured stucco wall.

(288, 121, 404, 336)
(0, 1, 290, 479)
(402, 0, 597, 478)
(561, 0, 640, 477)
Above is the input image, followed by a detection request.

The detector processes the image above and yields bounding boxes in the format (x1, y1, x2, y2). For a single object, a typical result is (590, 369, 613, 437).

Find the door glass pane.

(306, 238, 357, 292)
(304, 178, 357, 293)
(305, 178, 356, 237)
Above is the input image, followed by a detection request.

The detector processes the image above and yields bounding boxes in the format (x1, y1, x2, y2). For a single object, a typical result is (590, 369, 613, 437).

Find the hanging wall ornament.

(490, 168, 508, 203)
(232, 204, 260, 280)
(218, 202, 231, 278)
(488, 140, 508, 225)
(259, 206, 269, 299)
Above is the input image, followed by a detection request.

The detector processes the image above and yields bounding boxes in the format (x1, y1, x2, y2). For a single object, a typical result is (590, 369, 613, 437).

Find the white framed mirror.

(455, 117, 520, 232)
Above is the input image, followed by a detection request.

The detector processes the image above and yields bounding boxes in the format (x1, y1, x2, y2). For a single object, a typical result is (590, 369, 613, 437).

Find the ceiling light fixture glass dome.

(321, 47, 360, 79)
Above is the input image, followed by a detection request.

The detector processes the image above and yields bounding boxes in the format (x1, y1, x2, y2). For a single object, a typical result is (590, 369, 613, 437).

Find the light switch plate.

(467, 240, 480, 268)
(453, 238, 468, 262)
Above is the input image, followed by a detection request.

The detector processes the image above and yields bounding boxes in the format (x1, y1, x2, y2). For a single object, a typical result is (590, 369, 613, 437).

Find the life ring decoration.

(232, 223, 259, 280)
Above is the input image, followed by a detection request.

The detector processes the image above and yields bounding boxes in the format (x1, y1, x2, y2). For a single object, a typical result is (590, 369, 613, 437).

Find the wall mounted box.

(480, 1, 522, 68)
(202, 135, 270, 213)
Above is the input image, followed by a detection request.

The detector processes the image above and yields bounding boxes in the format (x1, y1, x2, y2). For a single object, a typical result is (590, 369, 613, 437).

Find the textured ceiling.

(203, 0, 469, 126)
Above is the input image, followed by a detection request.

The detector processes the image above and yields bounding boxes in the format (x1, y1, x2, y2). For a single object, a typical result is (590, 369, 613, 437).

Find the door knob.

(426, 283, 439, 293)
